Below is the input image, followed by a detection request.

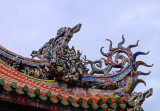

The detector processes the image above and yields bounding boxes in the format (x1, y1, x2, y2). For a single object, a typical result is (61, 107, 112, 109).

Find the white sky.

(0, 0, 160, 110)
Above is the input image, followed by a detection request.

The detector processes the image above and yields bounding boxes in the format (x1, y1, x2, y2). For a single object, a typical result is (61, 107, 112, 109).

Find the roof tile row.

(0, 63, 135, 110)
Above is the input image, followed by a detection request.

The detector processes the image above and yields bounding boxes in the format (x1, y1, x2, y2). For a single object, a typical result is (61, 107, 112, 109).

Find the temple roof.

(0, 24, 153, 111)
(0, 61, 138, 110)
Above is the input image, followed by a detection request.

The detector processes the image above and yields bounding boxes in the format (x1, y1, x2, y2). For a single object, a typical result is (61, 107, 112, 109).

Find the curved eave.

(0, 62, 136, 110)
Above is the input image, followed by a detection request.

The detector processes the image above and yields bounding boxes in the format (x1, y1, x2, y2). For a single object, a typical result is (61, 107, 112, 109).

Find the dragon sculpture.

(0, 24, 153, 110)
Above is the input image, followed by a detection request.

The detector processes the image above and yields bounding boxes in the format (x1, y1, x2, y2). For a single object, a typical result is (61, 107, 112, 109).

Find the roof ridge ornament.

(0, 24, 153, 110)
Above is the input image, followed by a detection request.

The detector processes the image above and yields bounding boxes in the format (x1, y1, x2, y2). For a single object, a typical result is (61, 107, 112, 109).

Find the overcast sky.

(0, 0, 160, 110)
